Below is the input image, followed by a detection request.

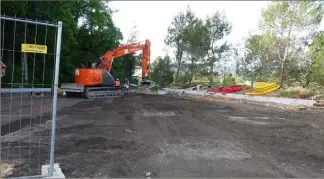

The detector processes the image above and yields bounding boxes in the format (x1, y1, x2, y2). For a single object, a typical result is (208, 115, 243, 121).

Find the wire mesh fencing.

(0, 15, 62, 178)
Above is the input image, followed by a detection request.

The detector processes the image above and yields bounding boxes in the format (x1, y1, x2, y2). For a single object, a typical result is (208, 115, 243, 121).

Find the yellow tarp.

(245, 82, 279, 96)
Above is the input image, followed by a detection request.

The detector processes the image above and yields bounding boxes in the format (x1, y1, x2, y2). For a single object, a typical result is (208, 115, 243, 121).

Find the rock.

(145, 172, 151, 177)
(1, 163, 15, 178)
(298, 106, 307, 110)
(313, 103, 324, 107)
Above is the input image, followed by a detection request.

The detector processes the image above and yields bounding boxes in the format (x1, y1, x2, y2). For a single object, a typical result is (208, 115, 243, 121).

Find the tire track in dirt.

(186, 97, 324, 177)
(3, 93, 324, 177)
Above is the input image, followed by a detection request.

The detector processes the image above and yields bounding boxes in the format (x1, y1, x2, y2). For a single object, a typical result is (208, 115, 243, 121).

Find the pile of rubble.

(313, 100, 324, 107)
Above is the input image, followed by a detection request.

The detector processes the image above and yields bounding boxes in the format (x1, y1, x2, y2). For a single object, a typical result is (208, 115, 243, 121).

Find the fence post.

(49, 21, 62, 176)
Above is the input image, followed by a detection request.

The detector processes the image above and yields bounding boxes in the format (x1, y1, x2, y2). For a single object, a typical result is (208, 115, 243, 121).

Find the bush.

(130, 77, 138, 85)
(222, 75, 236, 86)
(150, 86, 159, 92)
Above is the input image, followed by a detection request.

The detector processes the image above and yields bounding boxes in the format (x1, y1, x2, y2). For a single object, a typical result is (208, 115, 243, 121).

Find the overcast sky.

(110, 1, 270, 61)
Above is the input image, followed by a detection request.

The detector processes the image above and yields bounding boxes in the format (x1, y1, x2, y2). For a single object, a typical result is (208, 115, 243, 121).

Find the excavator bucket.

(140, 80, 151, 86)
(138, 78, 155, 89)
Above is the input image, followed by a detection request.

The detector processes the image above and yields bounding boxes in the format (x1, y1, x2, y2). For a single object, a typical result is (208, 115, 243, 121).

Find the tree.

(164, 5, 195, 83)
(205, 11, 232, 83)
(0, 0, 123, 85)
(235, 35, 274, 86)
(123, 23, 139, 82)
(150, 56, 174, 87)
(260, 1, 323, 87)
(126, 22, 139, 44)
(219, 50, 233, 86)
(309, 32, 324, 85)
(183, 18, 210, 82)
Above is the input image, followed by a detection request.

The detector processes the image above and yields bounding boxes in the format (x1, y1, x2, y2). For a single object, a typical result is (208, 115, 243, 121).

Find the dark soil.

(2, 93, 324, 177)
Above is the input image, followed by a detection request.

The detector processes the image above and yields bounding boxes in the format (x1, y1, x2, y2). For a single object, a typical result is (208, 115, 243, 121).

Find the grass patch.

(279, 90, 297, 98)
(201, 82, 221, 87)
(279, 88, 315, 99)
(179, 83, 199, 89)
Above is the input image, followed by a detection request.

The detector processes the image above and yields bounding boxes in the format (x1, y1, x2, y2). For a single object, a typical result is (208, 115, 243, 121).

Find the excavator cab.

(89, 59, 101, 69)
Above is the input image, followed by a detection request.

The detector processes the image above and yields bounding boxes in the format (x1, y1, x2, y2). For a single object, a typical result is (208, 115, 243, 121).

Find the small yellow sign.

(21, 44, 47, 54)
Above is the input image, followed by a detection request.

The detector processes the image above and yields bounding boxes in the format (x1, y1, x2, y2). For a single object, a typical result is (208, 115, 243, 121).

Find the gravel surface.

(2, 92, 324, 177)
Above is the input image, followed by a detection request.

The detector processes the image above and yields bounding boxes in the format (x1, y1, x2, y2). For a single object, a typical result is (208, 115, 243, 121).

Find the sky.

(109, 0, 271, 63)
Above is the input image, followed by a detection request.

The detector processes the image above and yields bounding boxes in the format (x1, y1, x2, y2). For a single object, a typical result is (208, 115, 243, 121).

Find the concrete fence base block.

(41, 163, 65, 178)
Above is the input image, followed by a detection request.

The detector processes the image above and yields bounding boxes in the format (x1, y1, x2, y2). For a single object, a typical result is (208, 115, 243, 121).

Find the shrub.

(150, 86, 159, 92)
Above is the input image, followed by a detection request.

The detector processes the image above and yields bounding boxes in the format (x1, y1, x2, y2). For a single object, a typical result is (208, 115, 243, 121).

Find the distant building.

(133, 66, 142, 78)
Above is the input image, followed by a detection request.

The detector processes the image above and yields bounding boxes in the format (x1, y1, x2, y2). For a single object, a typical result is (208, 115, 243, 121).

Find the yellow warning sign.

(21, 44, 47, 54)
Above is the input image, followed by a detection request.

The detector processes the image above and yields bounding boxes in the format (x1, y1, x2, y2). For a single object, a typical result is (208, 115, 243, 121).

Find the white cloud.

(109, 1, 270, 62)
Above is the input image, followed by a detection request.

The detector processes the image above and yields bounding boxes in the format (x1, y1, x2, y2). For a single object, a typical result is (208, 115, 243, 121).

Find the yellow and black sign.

(21, 44, 47, 54)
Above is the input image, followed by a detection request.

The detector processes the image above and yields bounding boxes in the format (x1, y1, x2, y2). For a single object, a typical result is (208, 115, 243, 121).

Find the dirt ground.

(2, 92, 324, 177)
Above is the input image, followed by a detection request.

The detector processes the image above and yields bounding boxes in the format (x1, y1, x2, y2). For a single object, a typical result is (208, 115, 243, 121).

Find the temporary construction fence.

(0, 15, 62, 178)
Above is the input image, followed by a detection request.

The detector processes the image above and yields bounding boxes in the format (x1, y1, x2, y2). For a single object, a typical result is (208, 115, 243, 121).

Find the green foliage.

(123, 54, 139, 81)
(235, 1, 324, 96)
(111, 58, 125, 83)
(222, 74, 235, 86)
(261, 1, 323, 32)
(183, 18, 210, 82)
(205, 12, 232, 83)
(279, 88, 315, 99)
(165, 5, 195, 82)
(309, 32, 324, 85)
(179, 82, 199, 89)
(1, 0, 123, 86)
(165, 6, 231, 84)
(149, 86, 159, 92)
(235, 34, 274, 84)
(177, 70, 192, 84)
(279, 90, 297, 98)
(150, 56, 174, 87)
(260, 1, 324, 87)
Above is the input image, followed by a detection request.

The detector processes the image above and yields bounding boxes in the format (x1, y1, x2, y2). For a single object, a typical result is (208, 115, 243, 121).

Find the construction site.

(2, 90, 324, 178)
(2, 1, 324, 178)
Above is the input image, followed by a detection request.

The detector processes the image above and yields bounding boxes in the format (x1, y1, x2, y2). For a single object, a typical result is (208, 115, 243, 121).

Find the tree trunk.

(175, 47, 183, 83)
(189, 58, 194, 83)
(209, 62, 214, 83)
(305, 59, 316, 87)
(278, 13, 292, 88)
(175, 62, 181, 83)
(279, 62, 285, 88)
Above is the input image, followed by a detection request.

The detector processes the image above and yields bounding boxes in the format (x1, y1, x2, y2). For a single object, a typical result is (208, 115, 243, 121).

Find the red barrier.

(210, 85, 243, 95)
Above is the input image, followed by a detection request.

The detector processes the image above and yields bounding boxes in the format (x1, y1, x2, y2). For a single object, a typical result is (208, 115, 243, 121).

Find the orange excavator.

(60, 40, 151, 99)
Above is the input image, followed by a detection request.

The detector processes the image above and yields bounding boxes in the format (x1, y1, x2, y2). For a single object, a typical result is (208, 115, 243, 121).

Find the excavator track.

(85, 87, 124, 99)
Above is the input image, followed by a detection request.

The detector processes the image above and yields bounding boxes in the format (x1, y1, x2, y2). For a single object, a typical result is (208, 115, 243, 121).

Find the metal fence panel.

(0, 15, 62, 178)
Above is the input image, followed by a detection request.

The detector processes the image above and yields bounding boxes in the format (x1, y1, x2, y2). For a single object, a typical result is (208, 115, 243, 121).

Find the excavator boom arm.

(97, 40, 151, 78)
